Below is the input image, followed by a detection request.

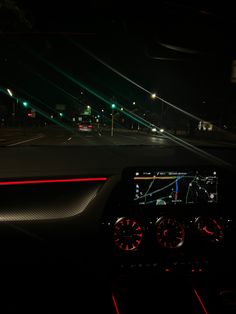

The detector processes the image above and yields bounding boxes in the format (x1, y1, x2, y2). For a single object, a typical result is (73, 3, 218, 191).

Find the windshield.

(0, 1, 235, 168)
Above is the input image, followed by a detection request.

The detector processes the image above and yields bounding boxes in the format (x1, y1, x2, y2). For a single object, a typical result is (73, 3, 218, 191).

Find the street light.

(151, 92, 164, 126)
(7, 89, 13, 97)
(111, 104, 116, 136)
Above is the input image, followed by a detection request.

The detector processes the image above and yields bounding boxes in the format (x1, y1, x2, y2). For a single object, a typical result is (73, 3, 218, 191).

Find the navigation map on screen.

(133, 170, 218, 205)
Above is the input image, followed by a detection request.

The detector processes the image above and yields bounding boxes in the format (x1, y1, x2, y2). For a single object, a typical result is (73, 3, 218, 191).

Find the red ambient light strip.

(0, 177, 107, 186)
(193, 288, 208, 314)
(112, 292, 120, 314)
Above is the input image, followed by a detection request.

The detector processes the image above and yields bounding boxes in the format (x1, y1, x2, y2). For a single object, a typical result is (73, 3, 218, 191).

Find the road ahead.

(0, 127, 172, 146)
(0, 127, 235, 178)
(0, 127, 235, 148)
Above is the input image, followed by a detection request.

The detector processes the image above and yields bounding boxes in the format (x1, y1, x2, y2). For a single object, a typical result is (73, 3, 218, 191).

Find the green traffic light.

(22, 101, 28, 107)
(111, 103, 116, 109)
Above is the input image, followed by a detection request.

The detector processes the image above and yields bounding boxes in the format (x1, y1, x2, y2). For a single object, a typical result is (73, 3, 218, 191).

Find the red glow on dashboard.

(113, 217, 143, 252)
(112, 292, 120, 314)
(0, 177, 107, 186)
(193, 288, 208, 314)
(202, 227, 214, 235)
(200, 10, 210, 15)
(213, 219, 222, 230)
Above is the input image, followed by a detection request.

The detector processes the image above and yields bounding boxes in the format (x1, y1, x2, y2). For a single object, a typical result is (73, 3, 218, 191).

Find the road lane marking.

(8, 135, 45, 146)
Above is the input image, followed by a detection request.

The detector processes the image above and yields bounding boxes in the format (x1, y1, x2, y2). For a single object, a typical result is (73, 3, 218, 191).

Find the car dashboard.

(0, 166, 235, 313)
(102, 167, 234, 279)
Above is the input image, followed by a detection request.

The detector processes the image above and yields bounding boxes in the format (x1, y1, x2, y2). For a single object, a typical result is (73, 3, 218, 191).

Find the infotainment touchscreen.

(133, 170, 218, 205)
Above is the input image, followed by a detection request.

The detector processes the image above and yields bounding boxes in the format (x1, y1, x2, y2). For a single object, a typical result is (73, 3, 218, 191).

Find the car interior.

(0, 163, 234, 313)
(0, 1, 236, 313)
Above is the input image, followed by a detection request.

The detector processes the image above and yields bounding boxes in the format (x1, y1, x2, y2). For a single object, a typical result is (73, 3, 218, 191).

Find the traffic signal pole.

(111, 109, 114, 136)
(111, 101, 116, 136)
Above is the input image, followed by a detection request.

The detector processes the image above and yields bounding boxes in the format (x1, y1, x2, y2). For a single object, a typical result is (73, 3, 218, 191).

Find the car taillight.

(88, 125, 93, 129)
(79, 124, 83, 128)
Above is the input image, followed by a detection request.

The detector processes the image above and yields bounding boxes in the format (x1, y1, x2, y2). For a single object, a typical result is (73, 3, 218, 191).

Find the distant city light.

(151, 128, 157, 132)
(7, 89, 13, 97)
(50, 115, 54, 119)
(101, 109, 104, 112)
(111, 103, 116, 109)
(132, 101, 136, 105)
(87, 105, 91, 109)
(22, 101, 28, 107)
(81, 91, 83, 95)
(59, 112, 63, 117)
(160, 128, 164, 133)
(72, 117, 76, 121)
(120, 107, 124, 111)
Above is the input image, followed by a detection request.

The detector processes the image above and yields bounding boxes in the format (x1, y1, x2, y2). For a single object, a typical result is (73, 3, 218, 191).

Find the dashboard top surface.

(0, 146, 234, 178)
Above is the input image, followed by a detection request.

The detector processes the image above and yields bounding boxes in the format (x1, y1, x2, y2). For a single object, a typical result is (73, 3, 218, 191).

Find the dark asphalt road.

(19, 131, 170, 147)
(0, 128, 173, 146)
(0, 127, 234, 179)
(0, 127, 235, 147)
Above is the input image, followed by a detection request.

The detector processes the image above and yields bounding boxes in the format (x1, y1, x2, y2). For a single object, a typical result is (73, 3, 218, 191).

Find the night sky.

(1, 1, 236, 127)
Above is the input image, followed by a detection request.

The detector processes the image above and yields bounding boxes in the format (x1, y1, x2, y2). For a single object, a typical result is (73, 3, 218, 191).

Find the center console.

(101, 167, 234, 278)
